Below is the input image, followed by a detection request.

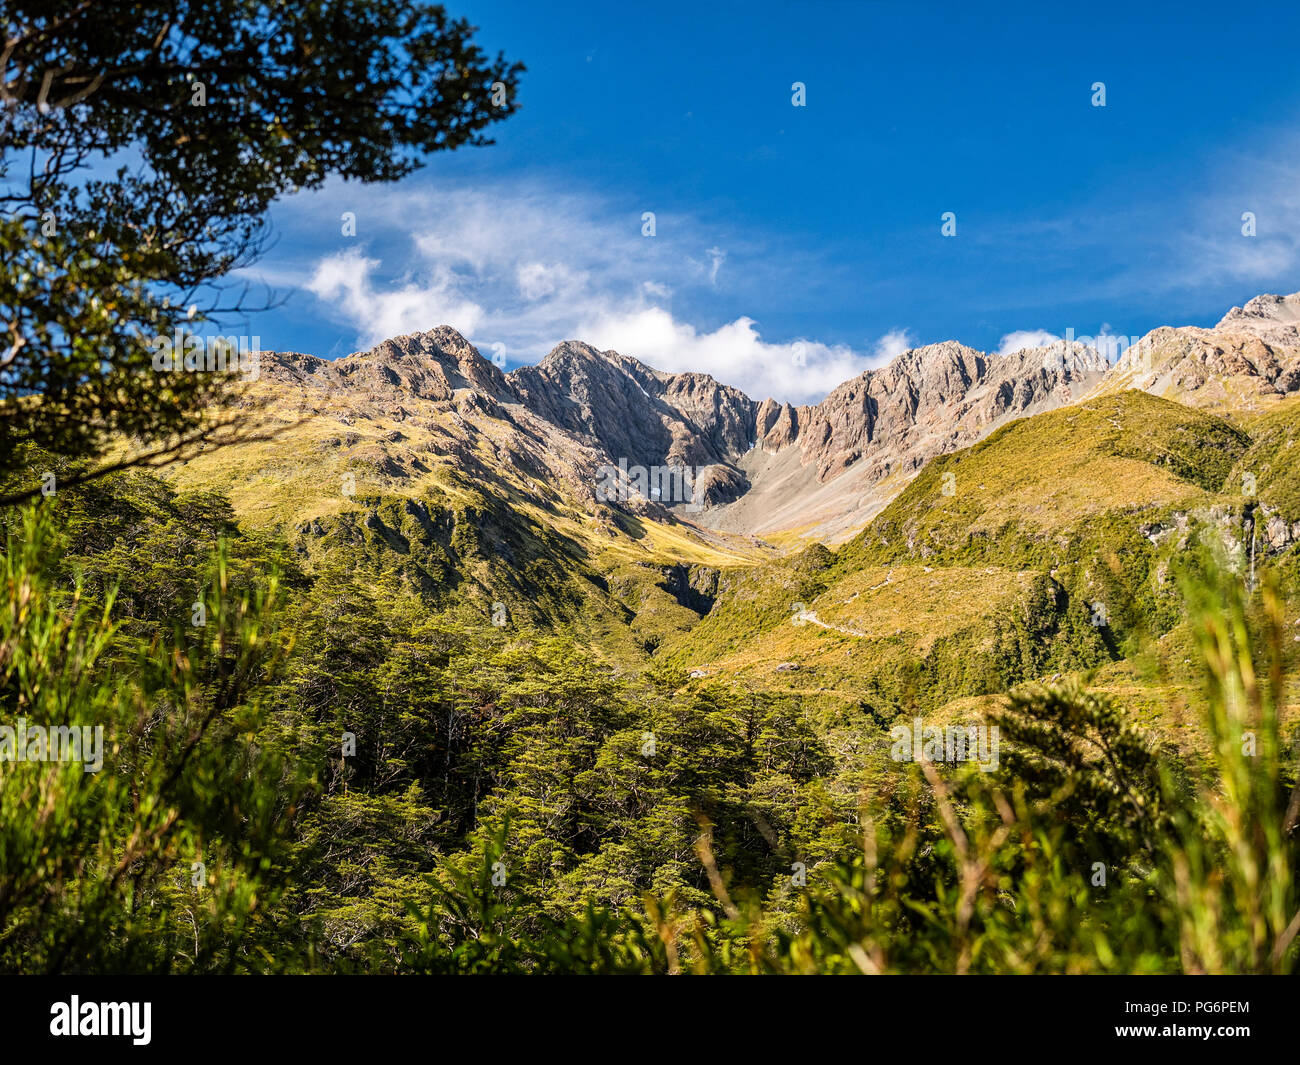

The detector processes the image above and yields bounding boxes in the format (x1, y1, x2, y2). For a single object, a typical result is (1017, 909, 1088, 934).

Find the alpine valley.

(10, 289, 1300, 973)
(160, 288, 1300, 735)
(14, 0, 1300, 986)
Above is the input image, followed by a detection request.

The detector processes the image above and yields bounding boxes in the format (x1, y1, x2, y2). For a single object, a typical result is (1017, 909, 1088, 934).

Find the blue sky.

(240, 0, 1300, 403)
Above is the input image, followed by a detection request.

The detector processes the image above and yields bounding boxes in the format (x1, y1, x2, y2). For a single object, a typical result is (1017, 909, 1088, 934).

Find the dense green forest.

(1, 463, 1295, 974)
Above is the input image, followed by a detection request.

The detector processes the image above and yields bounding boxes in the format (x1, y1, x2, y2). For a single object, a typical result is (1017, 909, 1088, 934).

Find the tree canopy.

(0, 1, 522, 494)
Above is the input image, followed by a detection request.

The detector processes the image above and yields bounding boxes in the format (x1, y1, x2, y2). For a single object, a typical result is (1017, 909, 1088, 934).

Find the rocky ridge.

(211, 290, 1300, 546)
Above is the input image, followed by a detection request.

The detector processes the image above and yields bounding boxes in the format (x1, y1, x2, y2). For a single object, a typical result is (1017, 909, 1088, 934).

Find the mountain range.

(182, 290, 1300, 545)
(145, 289, 1299, 753)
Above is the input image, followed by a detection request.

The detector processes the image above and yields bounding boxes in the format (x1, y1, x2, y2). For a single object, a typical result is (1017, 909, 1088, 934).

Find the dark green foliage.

(0, 508, 310, 973)
(989, 575, 1114, 687)
(993, 681, 1169, 859)
(2, 466, 1297, 974)
(657, 543, 834, 668)
(1104, 403, 1250, 492)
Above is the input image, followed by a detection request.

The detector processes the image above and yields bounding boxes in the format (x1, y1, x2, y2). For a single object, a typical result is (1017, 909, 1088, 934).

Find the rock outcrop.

(754, 338, 1107, 483)
(507, 340, 756, 470)
(1100, 293, 1300, 410)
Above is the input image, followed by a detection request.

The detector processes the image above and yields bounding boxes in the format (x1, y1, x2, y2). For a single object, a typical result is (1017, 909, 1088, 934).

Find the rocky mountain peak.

(897, 338, 985, 368)
(1005, 338, 1110, 374)
(752, 336, 1100, 476)
(334, 326, 509, 401)
(535, 338, 616, 369)
(508, 340, 757, 471)
(1215, 291, 1300, 347)
(1100, 290, 1300, 408)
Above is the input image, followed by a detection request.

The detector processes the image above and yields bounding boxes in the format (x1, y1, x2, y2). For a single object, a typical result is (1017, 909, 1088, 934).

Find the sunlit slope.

(163, 366, 763, 569)
(156, 367, 767, 655)
(656, 391, 1295, 745)
(844, 390, 1248, 556)
(1227, 396, 1300, 524)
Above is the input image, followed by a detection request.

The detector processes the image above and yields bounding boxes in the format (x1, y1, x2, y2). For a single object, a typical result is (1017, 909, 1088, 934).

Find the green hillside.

(654, 390, 1300, 748)
(6, 387, 1299, 976)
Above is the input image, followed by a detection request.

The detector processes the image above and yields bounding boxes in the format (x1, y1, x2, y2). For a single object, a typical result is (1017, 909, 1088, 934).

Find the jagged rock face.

(657, 373, 757, 461)
(216, 288, 1300, 545)
(1094, 291, 1300, 411)
(1109, 323, 1300, 407)
(493, 333, 1106, 542)
(755, 339, 1107, 482)
(339, 326, 512, 401)
(257, 327, 511, 407)
(693, 463, 750, 507)
(506, 335, 1104, 500)
(1216, 292, 1300, 348)
(507, 341, 756, 470)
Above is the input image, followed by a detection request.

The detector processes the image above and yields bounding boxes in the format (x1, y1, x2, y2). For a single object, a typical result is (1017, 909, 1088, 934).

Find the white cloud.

(706, 246, 726, 285)
(577, 307, 868, 404)
(516, 261, 583, 301)
(871, 328, 914, 363)
(276, 178, 876, 404)
(305, 249, 485, 344)
(997, 328, 1060, 355)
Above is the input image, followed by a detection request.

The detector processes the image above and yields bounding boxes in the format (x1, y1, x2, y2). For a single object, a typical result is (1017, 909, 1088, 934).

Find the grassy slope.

(161, 382, 1298, 753)
(659, 390, 1300, 752)
(161, 393, 761, 664)
(1229, 395, 1300, 516)
(842, 389, 1247, 556)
